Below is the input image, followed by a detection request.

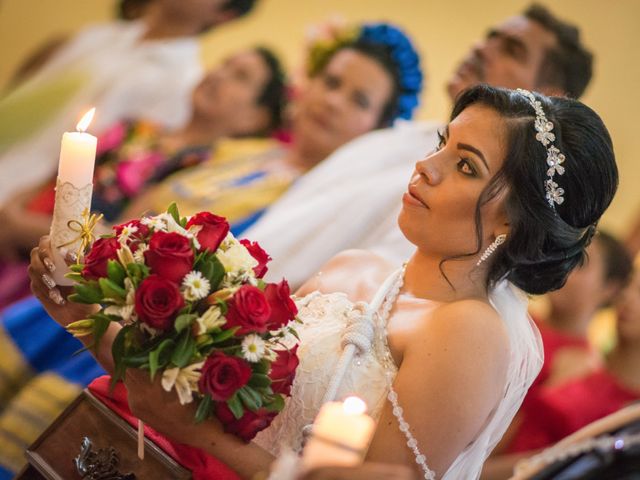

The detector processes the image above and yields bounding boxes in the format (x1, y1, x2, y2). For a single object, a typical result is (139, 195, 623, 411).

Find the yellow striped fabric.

(0, 372, 80, 473)
(0, 327, 34, 410)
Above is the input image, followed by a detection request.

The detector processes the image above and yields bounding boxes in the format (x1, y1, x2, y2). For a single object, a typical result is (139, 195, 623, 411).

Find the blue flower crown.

(306, 22, 424, 122)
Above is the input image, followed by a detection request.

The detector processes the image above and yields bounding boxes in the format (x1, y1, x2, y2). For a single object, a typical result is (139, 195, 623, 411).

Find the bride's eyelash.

(435, 129, 446, 151)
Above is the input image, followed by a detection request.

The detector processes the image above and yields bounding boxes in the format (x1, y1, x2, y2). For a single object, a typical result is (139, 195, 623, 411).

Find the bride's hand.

(28, 235, 98, 326)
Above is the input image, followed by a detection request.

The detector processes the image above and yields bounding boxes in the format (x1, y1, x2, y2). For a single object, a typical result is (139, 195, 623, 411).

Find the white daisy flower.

(161, 362, 204, 405)
(132, 244, 148, 264)
(182, 271, 211, 302)
(141, 215, 166, 232)
(117, 224, 138, 244)
(241, 334, 266, 362)
(195, 306, 226, 334)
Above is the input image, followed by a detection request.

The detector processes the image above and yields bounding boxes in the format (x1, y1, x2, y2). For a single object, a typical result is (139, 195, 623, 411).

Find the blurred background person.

(0, 0, 258, 204)
(481, 231, 633, 479)
(245, 4, 595, 288)
(6, 0, 153, 89)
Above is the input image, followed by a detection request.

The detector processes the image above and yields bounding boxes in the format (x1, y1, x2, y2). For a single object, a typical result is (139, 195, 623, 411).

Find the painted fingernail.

(48, 289, 65, 305)
(43, 257, 56, 272)
(66, 251, 78, 263)
(42, 273, 56, 289)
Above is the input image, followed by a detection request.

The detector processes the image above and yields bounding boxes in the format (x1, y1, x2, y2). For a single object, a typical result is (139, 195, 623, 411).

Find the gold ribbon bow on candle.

(56, 208, 104, 262)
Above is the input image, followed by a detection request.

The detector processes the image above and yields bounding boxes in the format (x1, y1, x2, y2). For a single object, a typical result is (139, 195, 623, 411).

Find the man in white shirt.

(246, 4, 594, 287)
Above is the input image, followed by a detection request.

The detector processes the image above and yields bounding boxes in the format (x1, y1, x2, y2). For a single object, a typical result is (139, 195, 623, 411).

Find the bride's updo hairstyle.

(451, 85, 618, 295)
(306, 22, 423, 126)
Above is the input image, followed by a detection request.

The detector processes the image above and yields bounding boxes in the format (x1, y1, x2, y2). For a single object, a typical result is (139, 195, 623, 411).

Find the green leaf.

(149, 339, 175, 380)
(195, 394, 213, 423)
(171, 331, 196, 368)
(227, 393, 244, 420)
(64, 272, 84, 283)
(248, 374, 271, 389)
(288, 326, 301, 341)
(126, 262, 150, 285)
(110, 326, 132, 391)
(196, 255, 225, 292)
(107, 260, 126, 286)
(90, 313, 112, 349)
(211, 327, 239, 344)
(174, 313, 197, 333)
(69, 263, 84, 273)
(99, 278, 126, 300)
(73, 282, 103, 304)
(264, 394, 285, 413)
(167, 202, 181, 224)
(238, 386, 262, 412)
(254, 359, 270, 375)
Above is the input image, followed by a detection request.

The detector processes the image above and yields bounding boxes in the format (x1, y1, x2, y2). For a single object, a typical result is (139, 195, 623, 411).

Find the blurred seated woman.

(0, 46, 286, 308)
(503, 267, 640, 455)
(120, 22, 423, 234)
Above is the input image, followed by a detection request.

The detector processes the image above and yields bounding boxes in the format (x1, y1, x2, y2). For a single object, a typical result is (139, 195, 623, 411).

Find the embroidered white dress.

(254, 272, 543, 479)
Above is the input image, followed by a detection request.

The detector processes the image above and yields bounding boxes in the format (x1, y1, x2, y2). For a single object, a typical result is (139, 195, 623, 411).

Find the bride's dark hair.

(449, 85, 618, 294)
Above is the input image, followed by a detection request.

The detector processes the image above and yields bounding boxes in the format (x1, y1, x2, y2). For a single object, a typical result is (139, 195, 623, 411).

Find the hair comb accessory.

(306, 21, 423, 122)
(516, 88, 566, 208)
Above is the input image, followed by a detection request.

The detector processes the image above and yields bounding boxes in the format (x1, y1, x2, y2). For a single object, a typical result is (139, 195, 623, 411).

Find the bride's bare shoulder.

(296, 249, 395, 300)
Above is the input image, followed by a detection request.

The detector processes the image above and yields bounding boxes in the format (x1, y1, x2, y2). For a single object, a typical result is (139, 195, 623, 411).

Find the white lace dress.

(253, 272, 543, 479)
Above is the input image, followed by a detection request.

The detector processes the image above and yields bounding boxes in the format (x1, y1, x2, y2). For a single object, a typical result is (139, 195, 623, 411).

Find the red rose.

(269, 345, 299, 396)
(239, 240, 271, 278)
(113, 219, 149, 250)
(215, 402, 277, 442)
(264, 280, 298, 330)
(186, 212, 229, 252)
(134, 274, 184, 330)
(225, 285, 271, 335)
(144, 231, 194, 283)
(198, 352, 252, 401)
(82, 237, 119, 280)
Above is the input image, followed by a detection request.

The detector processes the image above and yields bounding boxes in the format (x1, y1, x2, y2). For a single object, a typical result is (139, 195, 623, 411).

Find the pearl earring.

(476, 234, 507, 267)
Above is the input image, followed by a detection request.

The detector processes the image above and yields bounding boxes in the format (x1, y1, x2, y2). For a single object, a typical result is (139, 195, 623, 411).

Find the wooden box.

(16, 389, 190, 479)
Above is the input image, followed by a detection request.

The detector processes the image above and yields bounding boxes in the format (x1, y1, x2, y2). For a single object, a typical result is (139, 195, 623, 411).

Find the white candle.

(301, 397, 376, 471)
(50, 108, 97, 284)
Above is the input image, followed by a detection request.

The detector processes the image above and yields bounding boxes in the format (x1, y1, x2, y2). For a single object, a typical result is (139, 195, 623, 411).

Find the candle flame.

(76, 108, 96, 132)
(343, 396, 367, 415)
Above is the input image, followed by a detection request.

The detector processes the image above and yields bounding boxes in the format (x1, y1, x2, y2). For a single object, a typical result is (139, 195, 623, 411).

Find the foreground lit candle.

(49, 108, 97, 284)
(301, 396, 375, 471)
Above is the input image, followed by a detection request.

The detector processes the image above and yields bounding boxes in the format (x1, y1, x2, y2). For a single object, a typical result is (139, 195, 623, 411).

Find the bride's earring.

(476, 234, 507, 267)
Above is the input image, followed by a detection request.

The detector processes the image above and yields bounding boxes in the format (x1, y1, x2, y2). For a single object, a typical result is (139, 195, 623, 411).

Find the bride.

(29, 85, 618, 479)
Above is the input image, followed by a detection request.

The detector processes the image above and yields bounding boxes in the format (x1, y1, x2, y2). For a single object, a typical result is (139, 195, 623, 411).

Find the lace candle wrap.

(50, 110, 97, 284)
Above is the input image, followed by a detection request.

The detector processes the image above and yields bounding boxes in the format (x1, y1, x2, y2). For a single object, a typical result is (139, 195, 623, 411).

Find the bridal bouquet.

(66, 203, 300, 441)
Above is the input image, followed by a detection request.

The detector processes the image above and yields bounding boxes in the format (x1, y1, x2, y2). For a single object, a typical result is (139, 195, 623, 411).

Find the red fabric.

(530, 317, 591, 393)
(25, 179, 56, 214)
(507, 369, 640, 453)
(88, 375, 241, 480)
(0, 261, 31, 310)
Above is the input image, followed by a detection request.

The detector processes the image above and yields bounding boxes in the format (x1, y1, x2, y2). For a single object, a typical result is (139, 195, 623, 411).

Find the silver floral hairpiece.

(516, 88, 566, 207)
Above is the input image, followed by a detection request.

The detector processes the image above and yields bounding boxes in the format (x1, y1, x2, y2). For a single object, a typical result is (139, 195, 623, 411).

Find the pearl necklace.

(513, 429, 640, 478)
(374, 265, 436, 480)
